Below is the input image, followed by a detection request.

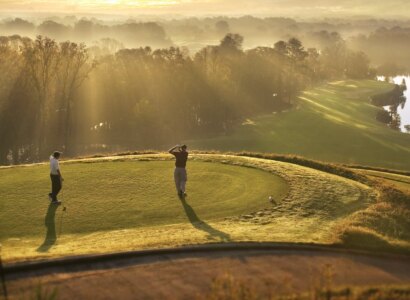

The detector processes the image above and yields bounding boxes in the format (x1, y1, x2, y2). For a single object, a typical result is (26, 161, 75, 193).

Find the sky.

(0, 0, 408, 18)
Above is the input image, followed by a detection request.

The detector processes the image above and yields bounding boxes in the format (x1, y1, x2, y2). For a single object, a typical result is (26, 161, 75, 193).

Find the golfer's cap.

(181, 144, 187, 149)
(53, 151, 62, 157)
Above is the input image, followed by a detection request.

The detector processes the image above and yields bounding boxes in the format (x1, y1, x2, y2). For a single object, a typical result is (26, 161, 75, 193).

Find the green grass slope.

(0, 154, 386, 262)
(358, 169, 410, 193)
(188, 80, 410, 170)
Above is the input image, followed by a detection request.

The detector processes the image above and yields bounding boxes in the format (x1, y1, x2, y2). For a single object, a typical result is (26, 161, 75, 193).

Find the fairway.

(358, 169, 410, 193)
(188, 80, 410, 170)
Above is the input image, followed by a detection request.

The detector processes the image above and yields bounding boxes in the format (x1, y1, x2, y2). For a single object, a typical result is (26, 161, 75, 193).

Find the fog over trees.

(1, 0, 409, 18)
(1, 16, 410, 70)
(0, 29, 374, 164)
(1, 14, 409, 164)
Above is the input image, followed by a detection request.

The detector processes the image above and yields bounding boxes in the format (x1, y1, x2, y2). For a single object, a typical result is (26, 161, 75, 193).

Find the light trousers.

(174, 167, 187, 193)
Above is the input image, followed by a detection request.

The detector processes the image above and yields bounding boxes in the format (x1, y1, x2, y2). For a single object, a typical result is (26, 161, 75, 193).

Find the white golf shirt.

(50, 156, 60, 175)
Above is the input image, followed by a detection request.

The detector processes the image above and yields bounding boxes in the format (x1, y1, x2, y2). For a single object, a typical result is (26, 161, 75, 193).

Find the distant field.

(0, 153, 384, 262)
(188, 80, 410, 170)
(358, 169, 410, 193)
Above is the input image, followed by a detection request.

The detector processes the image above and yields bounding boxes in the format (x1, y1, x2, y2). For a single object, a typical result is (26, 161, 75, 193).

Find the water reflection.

(377, 75, 409, 132)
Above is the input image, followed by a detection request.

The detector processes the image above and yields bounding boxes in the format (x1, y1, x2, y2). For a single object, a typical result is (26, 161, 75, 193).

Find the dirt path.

(5, 244, 410, 300)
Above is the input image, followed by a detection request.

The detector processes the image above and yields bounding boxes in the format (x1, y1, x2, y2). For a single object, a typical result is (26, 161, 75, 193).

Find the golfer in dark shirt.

(168, 144, 188, 198)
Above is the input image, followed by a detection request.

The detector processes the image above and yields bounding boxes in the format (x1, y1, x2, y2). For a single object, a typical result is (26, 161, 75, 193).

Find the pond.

(377, 75, 410, 132)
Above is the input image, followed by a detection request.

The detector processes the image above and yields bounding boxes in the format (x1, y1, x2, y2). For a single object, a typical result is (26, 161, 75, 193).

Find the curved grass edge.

(2, 152, 409, 260)
(177, 151, 409, 254)
(5, 241, 410, 276)
(228, 152, 410, 254)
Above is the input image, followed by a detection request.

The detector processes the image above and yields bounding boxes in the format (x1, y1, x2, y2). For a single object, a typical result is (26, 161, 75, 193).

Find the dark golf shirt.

(173, 151, 188, 168)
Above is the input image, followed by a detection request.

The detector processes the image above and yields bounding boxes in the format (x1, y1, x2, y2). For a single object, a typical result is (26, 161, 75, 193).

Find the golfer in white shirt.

(48, 151, 63, 204)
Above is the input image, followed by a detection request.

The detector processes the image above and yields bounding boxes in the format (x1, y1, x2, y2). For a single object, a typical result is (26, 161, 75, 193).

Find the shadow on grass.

(180, 197, 231, 242)
(37, 204, 58, 252)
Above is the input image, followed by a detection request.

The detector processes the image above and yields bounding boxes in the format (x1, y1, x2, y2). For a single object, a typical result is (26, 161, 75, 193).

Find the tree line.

(0, 33, 373, 165)
(0, 18, 171, 49)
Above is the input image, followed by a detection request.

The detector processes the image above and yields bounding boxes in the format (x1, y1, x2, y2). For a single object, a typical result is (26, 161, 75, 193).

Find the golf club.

(58, 189, 67, 238)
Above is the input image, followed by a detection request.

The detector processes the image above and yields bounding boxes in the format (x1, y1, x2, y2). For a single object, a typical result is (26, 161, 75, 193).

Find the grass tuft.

(336, 226, 391, 249)
(333, 181, 410, 252)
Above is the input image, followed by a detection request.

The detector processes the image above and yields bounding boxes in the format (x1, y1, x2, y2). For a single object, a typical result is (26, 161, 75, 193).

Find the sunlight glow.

(0, 0, 188, 12)
(0, 0, 408, 17)
(69, 0, 182, 7)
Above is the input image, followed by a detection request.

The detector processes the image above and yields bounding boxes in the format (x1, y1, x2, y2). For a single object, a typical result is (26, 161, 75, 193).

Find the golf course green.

(1, 80, 409, 263)
(1, 153, 391, 262)
(188, 80, 410, 170)
(0, 159, 287, 238)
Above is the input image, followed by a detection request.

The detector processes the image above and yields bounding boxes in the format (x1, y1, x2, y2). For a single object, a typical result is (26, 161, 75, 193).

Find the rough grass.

(213, 152, 410, 253)
(246, 152, 410, 253)
(0, 153, 378, 262)
(187, 80, 410, 170)
(334, 184, 410, 253)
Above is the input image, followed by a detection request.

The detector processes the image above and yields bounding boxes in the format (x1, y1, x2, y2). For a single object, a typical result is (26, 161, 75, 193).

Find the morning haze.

(1, 1, 410, 299)
(0, 0, 409, 18)
(0, 0, 409, 165)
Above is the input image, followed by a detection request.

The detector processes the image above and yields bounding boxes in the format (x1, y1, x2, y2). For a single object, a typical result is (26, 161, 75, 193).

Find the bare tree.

(57, 41, 93, 154)
(22, 35, 60, 159)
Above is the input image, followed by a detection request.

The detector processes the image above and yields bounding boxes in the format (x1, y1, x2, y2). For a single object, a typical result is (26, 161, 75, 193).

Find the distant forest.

(0, 15, 408, 164)
(1, 16, 410, 71)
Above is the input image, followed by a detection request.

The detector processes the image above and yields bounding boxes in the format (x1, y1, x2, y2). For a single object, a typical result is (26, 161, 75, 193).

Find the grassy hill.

(188, 80, 410, 170)
(2, 153, 408, 262)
